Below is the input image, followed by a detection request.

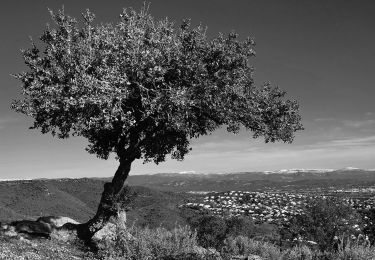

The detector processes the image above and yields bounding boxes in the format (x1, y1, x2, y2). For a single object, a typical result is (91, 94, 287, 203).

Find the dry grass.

(1, 225, 375, 260)
(0, 234, 96, 260)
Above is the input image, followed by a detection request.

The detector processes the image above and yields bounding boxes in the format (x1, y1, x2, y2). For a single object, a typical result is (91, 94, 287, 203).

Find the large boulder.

(92, 222, 117, 243)
(92, 211, 128, 244)
(0, 222, 18, 237)
(36, 216, 80, 242)
(37, 216, 80, 229)
(0, 216, 80, 240)
(9, 220, 52, 238)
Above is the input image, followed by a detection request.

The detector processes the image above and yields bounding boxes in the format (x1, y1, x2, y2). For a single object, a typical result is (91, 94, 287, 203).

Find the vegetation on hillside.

(2, 223, 375, 260)
(2, 194, 375, 259)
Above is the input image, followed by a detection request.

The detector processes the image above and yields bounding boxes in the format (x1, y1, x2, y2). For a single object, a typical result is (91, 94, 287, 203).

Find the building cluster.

(182, 191, 307, 224)
(342, 197, 375, 210)
(182, 190, 375, 224)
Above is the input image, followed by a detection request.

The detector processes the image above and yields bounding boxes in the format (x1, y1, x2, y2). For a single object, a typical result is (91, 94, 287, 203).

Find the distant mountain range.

(263, 167, 374, 174)
(125, 168, 375, 192)
(1, 167, 373, 182)
(2, 168, 375, 192)
(1, 168, 375, 225)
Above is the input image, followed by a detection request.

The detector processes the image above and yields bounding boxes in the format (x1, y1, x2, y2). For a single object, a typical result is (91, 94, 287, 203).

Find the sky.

(1, 0, 375, 179)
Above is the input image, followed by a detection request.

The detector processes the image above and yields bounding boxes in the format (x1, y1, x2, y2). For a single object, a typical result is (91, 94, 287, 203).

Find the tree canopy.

(281, 197, 362, 251)
(12, 6, 303, 164)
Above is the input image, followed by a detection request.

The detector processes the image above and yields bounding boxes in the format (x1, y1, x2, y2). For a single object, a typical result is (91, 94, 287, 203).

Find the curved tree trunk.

(76, 158, 133, 242)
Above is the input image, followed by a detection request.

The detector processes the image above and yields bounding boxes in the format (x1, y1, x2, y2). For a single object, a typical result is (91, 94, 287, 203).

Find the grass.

(0, 234, 95, 260)
(96, 224, 205, 260)
(2, 224, 375, 260)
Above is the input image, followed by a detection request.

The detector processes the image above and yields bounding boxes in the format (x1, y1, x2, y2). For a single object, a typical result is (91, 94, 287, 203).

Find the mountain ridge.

(1, 167, 374, 182)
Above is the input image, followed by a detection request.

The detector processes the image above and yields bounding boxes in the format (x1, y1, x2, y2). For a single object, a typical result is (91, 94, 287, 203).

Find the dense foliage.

(185, 211, 279, 249)
(12, 6, 303, 164)
(359, 208, 375, 245)
(281, 197, 362, 251)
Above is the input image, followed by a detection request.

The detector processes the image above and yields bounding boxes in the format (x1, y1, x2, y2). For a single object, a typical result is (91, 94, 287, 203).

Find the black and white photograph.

(0, 0, 375, 259)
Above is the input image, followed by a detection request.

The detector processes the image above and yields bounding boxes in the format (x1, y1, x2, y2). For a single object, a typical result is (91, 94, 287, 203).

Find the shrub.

(187, 213, 228, 249)
(281, 245, 314, 260)
(334, 239, 375, 260)
(359, 208, 375, 245)
(281, 196, 362, 251)
(96, 224, 201, 260)
(186, 212, 280, 250)
(222, 236, 281, 260)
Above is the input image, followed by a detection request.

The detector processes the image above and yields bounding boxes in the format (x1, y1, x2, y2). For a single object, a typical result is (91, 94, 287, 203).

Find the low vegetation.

(3, 181, 375, 259)
(3, 225, 375, 260)
(2, 205, 375, 259)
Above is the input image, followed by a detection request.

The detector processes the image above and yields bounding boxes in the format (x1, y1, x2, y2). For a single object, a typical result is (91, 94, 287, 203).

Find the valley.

(1, 168, 375, 228)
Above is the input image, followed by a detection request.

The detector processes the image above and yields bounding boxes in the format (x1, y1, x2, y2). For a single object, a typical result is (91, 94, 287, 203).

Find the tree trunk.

(76, 158, 133, 242)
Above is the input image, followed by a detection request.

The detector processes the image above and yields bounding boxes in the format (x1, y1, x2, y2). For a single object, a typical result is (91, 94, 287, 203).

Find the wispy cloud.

(314, 117, 336, 122)
(327, 135, 375, 147)
(132, 139, 375, 174)
(342, 119, 375, 128)
(184, 135, 375, 172)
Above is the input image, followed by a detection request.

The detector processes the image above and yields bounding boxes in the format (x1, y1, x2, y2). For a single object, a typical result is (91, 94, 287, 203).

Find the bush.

(222, 236, 281, 260)
(96, 224, 202, 260)
(281, 196, 362, 251)
(186, 212, 280, 249)
(186, 213, 228, 249)
(359, 208, 375, 245)
(333, 239, 375, 260)
(281, 245, 314, 260)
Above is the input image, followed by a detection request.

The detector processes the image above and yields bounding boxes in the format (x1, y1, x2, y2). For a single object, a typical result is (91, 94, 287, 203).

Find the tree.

(359, 208, 375, 245)
(187, 213, 228, 249)
(12, 6, 303, 241)
(281, 197, 362, 251)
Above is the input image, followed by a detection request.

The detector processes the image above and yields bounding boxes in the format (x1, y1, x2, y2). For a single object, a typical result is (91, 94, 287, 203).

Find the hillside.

(1, 168, 375, 224)
(2, 170, 375, 259)
(0, 179, 193, 229)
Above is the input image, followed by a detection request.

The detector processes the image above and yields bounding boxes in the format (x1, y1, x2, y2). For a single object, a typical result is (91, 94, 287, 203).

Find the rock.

(117, 210, 126, 229)
(230, 254, 262, 260)
(0, 223, 18, 237)
(92, 211, 127, 244)
(92, 222, 117, 243)
(193, 246, 222, 259)
(36, 216, 80, 242)
(246, 254, 263, 260)
(10, 220, 52, 238)
(0, 216, 80, 240)
(162, 253, 205, 260)
(37, 216, 80, 229)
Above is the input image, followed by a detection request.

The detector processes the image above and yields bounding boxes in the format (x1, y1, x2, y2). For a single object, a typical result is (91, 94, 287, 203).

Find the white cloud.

(311, 135, 375, 149)
(329, 135, 375, 146)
